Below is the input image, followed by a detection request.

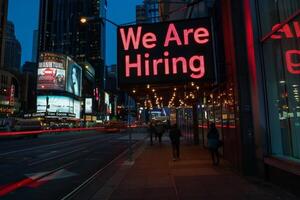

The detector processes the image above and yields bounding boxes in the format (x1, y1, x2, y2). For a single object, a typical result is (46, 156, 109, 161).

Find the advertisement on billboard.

(37, 95, 81, 119)
(85, 98, 93, 114)
(104, 92, 111, 114)
(37, 53, 66, 90)
(66, 57, 82, 97)
(117, 18, 216, 86)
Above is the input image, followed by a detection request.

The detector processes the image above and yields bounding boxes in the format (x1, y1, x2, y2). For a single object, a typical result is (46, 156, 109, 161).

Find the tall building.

(3, 21, 21, 71)
(38, 0, 107, 89)
(136, 0, 160, 24)
(136, 5, 147, 24)
(0, 0, 8, 68)
(22, 61, 37, 112)
(31, 30, 38, 62)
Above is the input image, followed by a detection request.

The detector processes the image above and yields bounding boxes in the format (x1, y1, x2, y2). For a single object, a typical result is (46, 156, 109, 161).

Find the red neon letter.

(271, 24, 293, 39)
(293, 21, 300, 38)
(194, 28, 209, 44)
(125, 54, 142, 77)
(145, 53, 150, 76)
(120, 27, 142, 50)
(164, 51, 170, 75)
(189, 55, 205, 79)
(183, 28, 194, 45)
(172, 57, 187, 74)
(142, 32, 157, 49)
(286, 50, 300, 74)
(153, 58, 164, 75)
(164, 23, 182, 47)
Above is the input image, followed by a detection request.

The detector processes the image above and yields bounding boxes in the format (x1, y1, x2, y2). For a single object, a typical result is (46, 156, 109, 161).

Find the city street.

(0, 0, 299, 199)
(0, 130, 145, 199)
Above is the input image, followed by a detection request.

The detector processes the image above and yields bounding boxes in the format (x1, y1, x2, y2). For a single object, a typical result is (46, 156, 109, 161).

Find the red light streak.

(0, 178, 34, 197)
(0, 127, 105, 137)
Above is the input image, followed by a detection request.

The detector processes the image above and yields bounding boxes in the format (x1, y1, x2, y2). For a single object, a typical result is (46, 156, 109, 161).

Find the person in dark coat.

(169, 123, 182, 161)
(148, 121, 155, 146)
(207, 123, 220, 165)
(155, 122, 164, 144)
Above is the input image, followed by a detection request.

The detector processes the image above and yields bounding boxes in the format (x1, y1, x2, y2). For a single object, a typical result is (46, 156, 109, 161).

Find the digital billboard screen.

(85, 98, 92, 114)
(66, 57, 82, 97)
(117, 18, 216, 86)
(104, 93, 111, 114)
(37, 61, 66, 91)
(37, 95, 81, 119)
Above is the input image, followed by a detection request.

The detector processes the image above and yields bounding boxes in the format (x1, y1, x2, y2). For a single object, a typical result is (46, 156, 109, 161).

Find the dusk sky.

(8, 0, 143, 66)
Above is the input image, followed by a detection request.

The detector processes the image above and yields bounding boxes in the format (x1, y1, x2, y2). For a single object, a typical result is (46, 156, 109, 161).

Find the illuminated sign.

(85, 98, 92, 114)
(37, 53, 66, 90)
(104, 93, 111, 114)
(38, 53, 83, 95)
(270, 19, 300, 74)
(117, 18, 215, 86)
(9, 85, 15, 106)
(37, 96, 81, 119)
(66, 57, 82, 97)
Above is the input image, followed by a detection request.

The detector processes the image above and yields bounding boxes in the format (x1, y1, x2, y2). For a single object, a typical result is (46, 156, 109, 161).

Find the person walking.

(155, 122, 164, 145)
(169, 123, 182, 161)
(207, 123, 221, 165)
(148, 121, 155, 146)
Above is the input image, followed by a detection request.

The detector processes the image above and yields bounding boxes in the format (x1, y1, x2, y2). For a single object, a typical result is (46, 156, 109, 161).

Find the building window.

(258, 1, 300, 161)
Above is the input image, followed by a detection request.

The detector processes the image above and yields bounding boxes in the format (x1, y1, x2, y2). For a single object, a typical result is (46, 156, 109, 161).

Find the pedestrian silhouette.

(169, 123, 181, 161)
(155, 122, 164, 144)
(148, 121, 155, 145)
(207, 123, 221, 165)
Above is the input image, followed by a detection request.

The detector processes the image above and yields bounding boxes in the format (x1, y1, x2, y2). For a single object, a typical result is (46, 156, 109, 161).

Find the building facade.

(38, 0, 107, 88)
(31, 30, 38, 62)
(136, 0, 160, 24)
(160, 0, 300, 195)
(22, 62, 37, 113)
(38, 0, 107, 119)
(0, 0, 8, 68)
(3, 21, 21, 71)
(0, 69, 21, 116)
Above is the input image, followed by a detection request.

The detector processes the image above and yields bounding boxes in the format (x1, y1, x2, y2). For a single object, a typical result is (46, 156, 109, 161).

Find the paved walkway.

(92, 136, 298, 200)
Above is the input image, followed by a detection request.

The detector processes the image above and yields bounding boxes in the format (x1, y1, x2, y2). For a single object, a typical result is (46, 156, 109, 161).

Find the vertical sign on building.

(9, 84, 15, 106)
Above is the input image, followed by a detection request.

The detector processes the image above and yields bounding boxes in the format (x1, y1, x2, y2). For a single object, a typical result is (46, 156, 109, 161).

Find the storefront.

(247, 0, 300, 193)
(201, 0, 300, 191)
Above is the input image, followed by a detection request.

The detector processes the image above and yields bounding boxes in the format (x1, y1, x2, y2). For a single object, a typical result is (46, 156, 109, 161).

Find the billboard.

(37, 52, 82, 97)
(37, 53, 66, 90)
(117, 18, 216, 86)
(66, 57, 82, 97)
(104, 92, 111, 114)
(85, 98, 93, 114)
(37, 96, 81, 119)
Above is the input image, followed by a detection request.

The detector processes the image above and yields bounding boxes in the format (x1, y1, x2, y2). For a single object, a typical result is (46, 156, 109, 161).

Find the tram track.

(60, 140, 144, 200)
(0, 133, 129, 198)
(0, 133, 105, 157)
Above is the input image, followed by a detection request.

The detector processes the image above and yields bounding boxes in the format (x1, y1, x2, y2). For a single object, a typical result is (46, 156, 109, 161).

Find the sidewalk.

(92, 136, 298, 200)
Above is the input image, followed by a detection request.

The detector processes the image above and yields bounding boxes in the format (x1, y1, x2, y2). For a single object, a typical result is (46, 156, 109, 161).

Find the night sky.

(8, 0, 142, 66)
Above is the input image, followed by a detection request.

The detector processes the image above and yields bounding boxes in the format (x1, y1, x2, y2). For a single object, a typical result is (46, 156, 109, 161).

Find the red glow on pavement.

(0, 127, 105, 137)
(27, 180, 47, 188)
(0, 178, 34, 197)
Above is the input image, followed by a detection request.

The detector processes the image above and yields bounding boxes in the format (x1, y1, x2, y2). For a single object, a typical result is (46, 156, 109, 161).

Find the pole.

(127, 95, 133, 162)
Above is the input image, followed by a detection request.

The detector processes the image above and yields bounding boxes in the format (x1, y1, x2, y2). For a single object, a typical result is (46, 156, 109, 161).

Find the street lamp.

(80, 18, 87, 24)
(80, 16, 119, 28)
